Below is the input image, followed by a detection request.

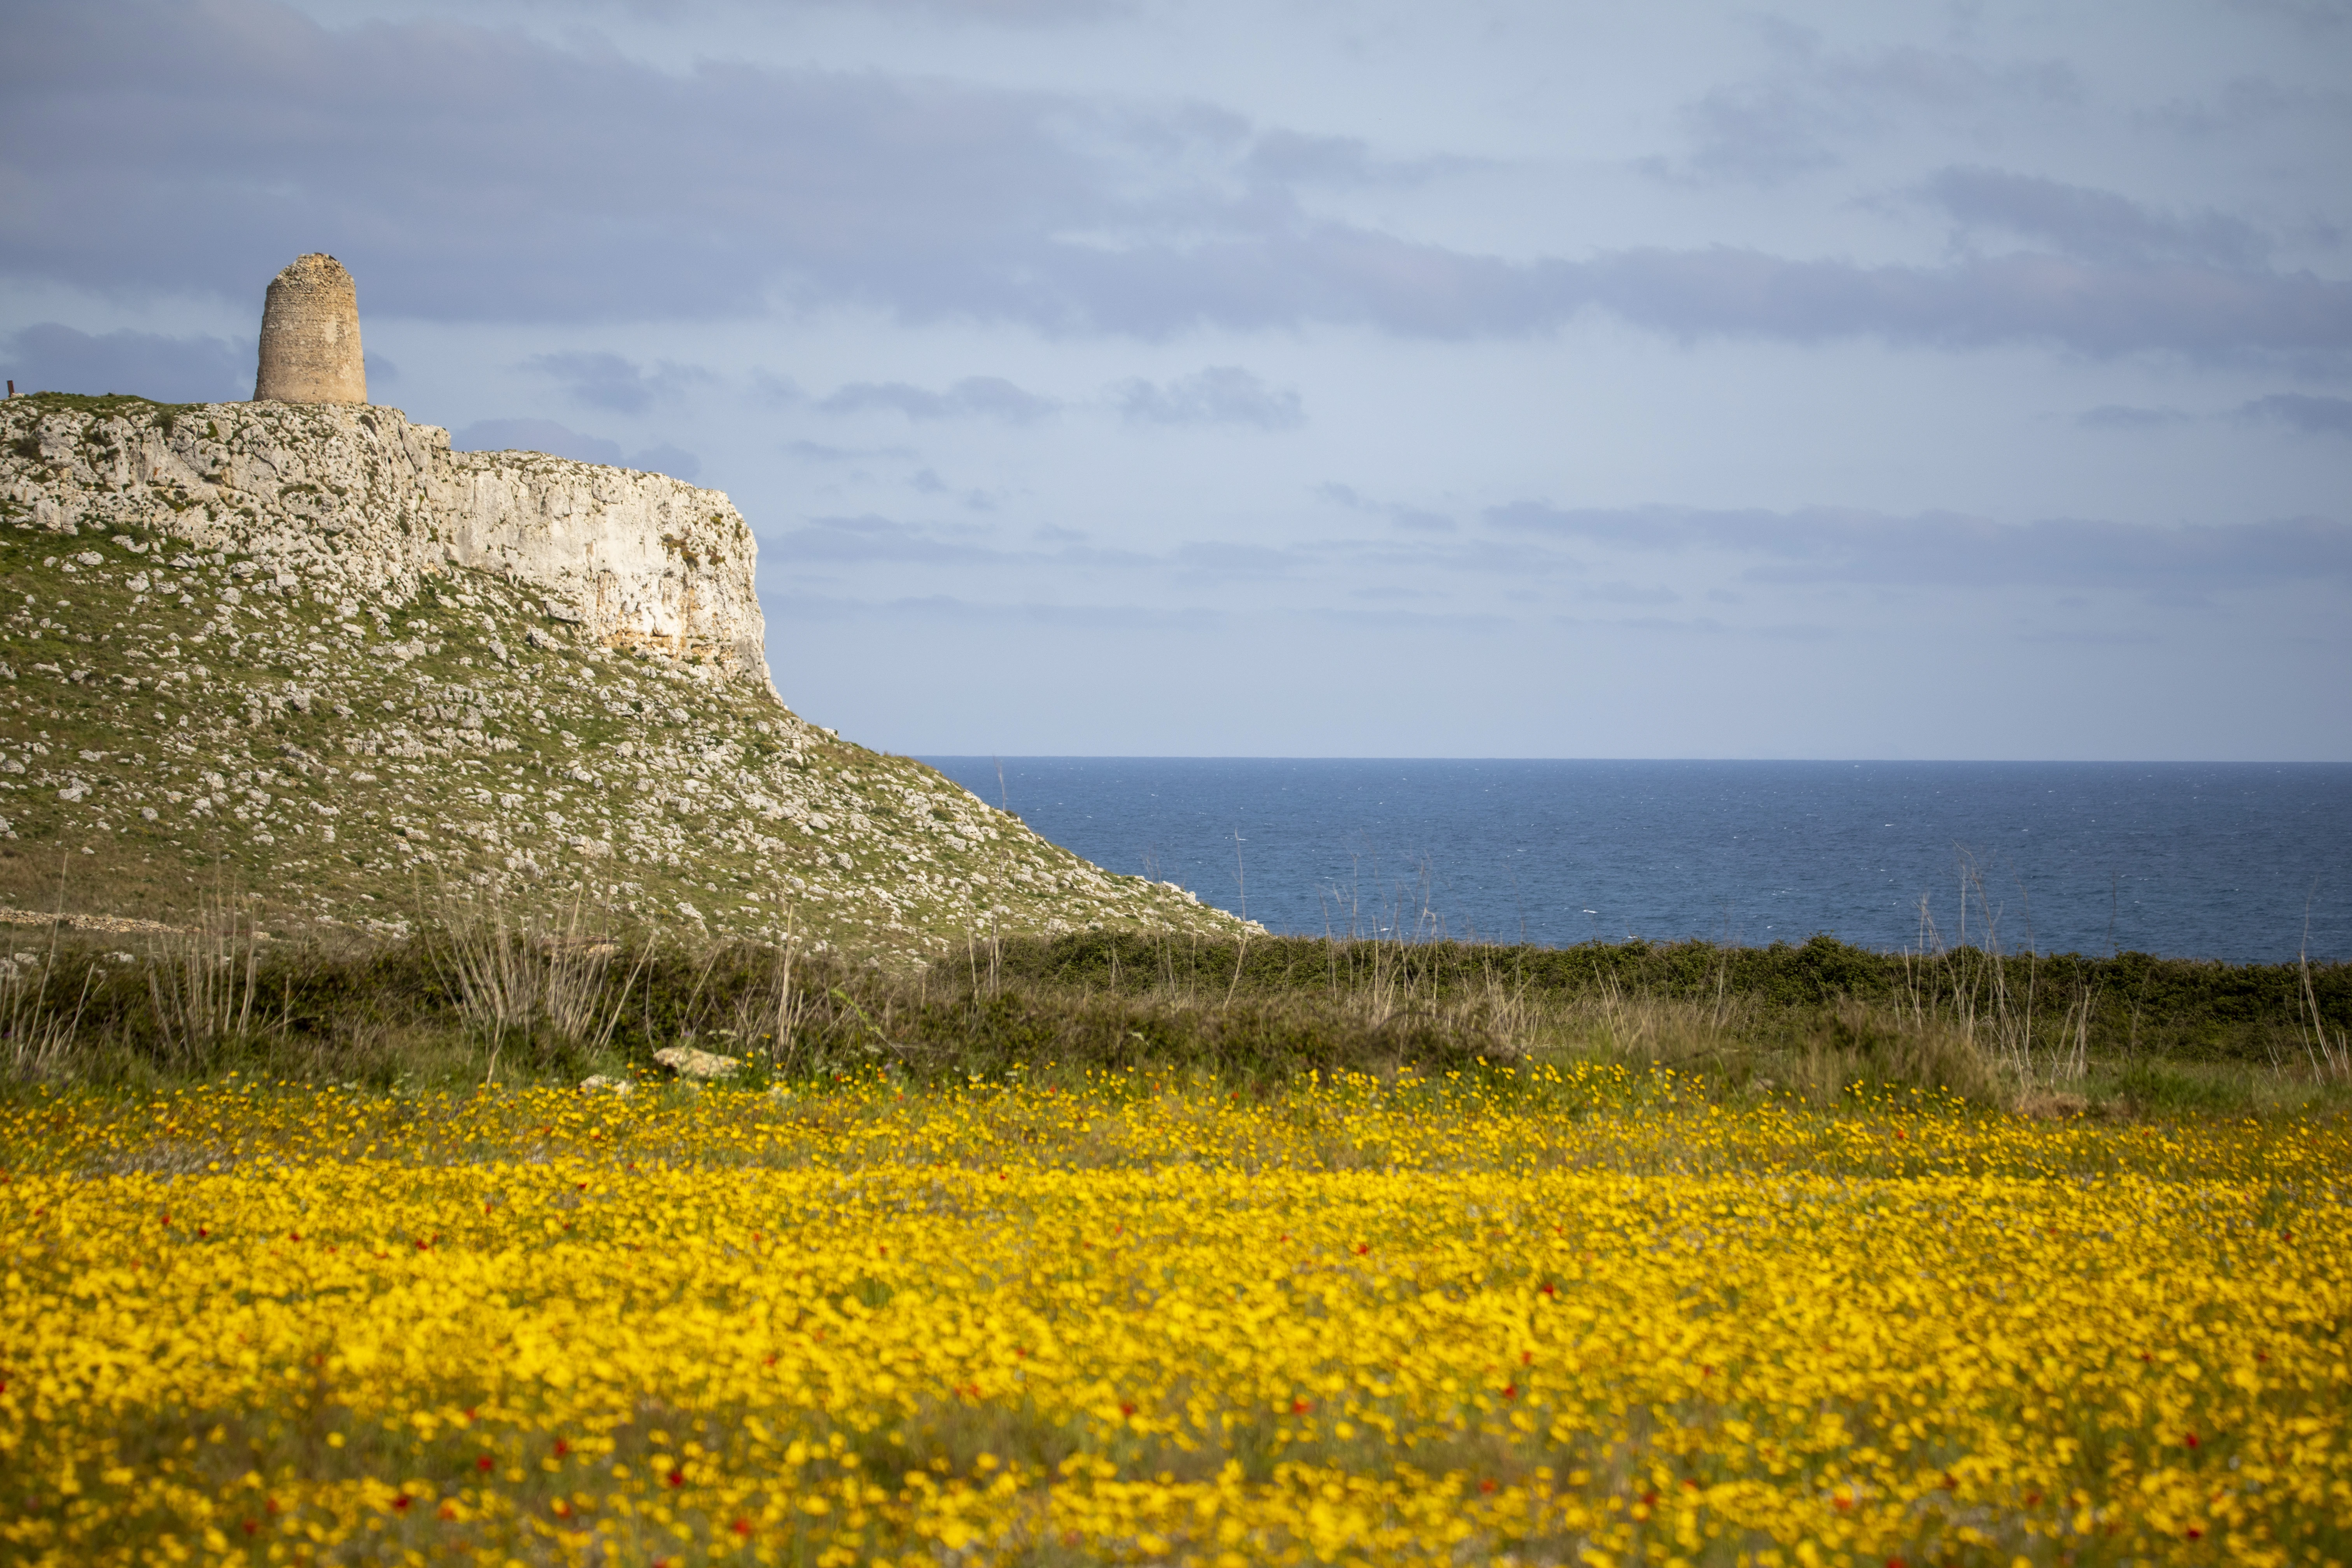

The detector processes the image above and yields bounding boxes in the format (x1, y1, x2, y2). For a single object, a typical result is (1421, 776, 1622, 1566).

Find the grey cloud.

(2077, 404, 2192, 430)
(773, 513, 983, 564)
(2143, 73, 2352, 135)
(909, 468, 998, 509)
(523, 352, 711, 414)
(1578, 582, 1681, 606)
(770, 513, 1147, 569)
(4, 3, 2340, 362)
(1048, 231, 2350, 357)
(1318, 481, 1455, 532)
(1119, 367, 1303, 428)
(1240, 130, 1475, 189)
(479, 0, 1123, 19)
(1311, 606, 1509, 632)
(2219, 0, 2352, 35)
(819, 376, 1057, 422)
(1170, 540, 1303, 577)
(751, 371, 805, 407)
(732, 0, 1126, 20)
(0, 322, 245, 402)
(2238, 392, 2352, 435)
(769, 592, 1225, 632)
(1657, 44, 2079, 186)
(1919, 167, 2269, 269)
(1, 0, 1118, 322)
(1543, 247, 2352, 360)
(1488, 502, 2352, 592)
(782, 439, 917, 461)
(1669, 82, 1842, 185)
(449, 417, 700, 478)
(1564, 614, 1836, 642)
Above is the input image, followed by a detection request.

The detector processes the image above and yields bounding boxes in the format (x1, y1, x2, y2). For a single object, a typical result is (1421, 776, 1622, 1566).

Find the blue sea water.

(917, 760, 2352, 964)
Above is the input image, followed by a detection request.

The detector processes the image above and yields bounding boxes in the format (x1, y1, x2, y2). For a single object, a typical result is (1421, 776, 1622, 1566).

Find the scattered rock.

(653, 1045, 741, 1080)
(0, 906, 188, 935)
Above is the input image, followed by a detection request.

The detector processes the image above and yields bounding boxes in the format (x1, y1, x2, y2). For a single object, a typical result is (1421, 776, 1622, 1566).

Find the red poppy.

(475, 1456, 494, 1473)
(392, 1497, 411, 1513)
(667, 1470, 685, 1488)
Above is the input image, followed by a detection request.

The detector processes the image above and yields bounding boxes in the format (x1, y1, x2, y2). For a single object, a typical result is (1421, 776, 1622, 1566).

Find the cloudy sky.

(5, 0, 2348, 759)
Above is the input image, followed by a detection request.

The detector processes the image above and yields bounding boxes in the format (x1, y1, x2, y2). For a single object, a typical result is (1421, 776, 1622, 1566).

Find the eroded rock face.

(3, 399, 776, 694)
(254, 255, 367, 406)
(436, 446, 770, 679)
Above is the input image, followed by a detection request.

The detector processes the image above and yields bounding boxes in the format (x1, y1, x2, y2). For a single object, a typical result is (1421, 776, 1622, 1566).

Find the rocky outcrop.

(254, 255, 366, 405)
(2, 397, 775, 694)
(435, 446, 770, 681)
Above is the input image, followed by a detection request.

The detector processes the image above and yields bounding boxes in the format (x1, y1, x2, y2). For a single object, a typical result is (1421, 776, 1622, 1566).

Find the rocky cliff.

(0, 392, 1243, 952)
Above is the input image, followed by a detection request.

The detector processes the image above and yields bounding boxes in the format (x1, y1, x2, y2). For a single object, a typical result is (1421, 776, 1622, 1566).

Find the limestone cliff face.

(3, 398, 775, 696)
(432, 446, 770, 679)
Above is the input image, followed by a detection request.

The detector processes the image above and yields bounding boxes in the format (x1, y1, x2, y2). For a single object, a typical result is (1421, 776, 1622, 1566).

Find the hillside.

(0, 392, 1244, 953)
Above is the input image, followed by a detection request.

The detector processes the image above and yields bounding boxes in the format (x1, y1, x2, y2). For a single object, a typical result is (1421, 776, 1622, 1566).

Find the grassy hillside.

(0, 392, 1241, 954)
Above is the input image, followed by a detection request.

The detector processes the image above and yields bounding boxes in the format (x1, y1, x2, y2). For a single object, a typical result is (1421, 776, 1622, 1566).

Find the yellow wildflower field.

(2, 1066, 2346, 1566)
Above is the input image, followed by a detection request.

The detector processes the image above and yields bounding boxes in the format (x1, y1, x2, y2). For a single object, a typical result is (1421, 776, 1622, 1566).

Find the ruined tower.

(253, 254, 366, 404)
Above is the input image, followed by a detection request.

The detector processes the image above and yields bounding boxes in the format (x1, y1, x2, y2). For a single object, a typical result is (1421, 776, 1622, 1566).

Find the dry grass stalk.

(433, 882, 644, 1081)
(144, 894, 268, 1066)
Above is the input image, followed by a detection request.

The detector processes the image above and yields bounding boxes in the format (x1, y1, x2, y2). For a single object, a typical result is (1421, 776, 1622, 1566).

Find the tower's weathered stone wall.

(254, 254, 367, 404)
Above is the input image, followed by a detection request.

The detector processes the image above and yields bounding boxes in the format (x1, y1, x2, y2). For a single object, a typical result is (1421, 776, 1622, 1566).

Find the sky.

(4, 0, 2349, 760)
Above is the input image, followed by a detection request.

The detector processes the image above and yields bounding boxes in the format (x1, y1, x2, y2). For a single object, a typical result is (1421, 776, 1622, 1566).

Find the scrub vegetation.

(4, 917, 2347, 1116)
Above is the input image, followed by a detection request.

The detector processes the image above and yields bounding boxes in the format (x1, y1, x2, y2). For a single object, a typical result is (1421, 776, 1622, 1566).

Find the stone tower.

(253, 254, 366, 404)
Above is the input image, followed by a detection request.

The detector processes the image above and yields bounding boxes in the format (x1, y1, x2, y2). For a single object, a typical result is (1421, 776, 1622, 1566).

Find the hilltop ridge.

(0, 392, 1244, 951)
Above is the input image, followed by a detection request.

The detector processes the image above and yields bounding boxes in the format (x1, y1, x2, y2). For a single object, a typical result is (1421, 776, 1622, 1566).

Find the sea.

(917, 760, 2352, 965)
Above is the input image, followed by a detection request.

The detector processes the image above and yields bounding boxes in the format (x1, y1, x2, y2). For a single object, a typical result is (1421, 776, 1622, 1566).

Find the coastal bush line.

(5, 922, 2345, 1113)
